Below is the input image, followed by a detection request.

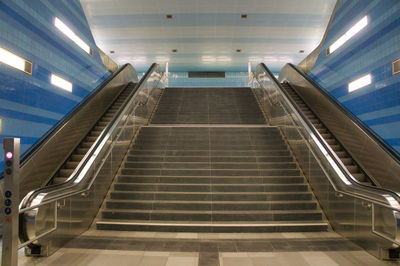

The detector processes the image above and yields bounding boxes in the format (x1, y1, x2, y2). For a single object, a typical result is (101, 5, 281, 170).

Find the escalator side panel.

(17, 65, 138, 200)
(279, 63, 400, 192)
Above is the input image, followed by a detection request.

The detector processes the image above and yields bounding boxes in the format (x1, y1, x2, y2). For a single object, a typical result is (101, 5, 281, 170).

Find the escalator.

(50, 83, 136, 185)
(280, 82, 372, 185)
(17, 63, 164, 256)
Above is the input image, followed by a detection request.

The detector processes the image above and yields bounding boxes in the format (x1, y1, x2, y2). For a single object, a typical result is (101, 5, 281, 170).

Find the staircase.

(96, 126, 328, 232)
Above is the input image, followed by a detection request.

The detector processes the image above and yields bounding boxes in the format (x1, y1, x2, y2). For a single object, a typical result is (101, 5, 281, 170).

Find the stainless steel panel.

(253, 63, 400, 260)
(19, 63, 164, 256)
(279, 63, 400, 193)
(13, 65, 138, 202)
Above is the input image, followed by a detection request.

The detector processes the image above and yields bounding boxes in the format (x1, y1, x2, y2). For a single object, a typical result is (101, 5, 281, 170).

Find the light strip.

(0, 117, 2, 135)
(54, 17, 91, 55)
(348, 73, 371, 92)
(328, 16, 368, 55)
(51, 74, 73, 92)
(0, 47, 32, 74)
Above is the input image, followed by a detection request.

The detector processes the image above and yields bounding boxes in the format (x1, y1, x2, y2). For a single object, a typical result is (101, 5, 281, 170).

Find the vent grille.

(393, 58, 400, 75)
(188, 72, 225, 78)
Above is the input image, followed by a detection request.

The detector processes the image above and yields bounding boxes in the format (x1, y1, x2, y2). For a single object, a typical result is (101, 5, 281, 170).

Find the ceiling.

(80, 0, 337, 72)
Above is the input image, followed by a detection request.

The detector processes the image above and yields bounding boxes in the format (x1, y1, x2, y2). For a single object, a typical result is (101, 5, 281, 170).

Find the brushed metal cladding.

(16, 65, 139, 201)
(19, 64, 164, 256)
(279, 63, 400, 193)
(253, 63, 400, 260)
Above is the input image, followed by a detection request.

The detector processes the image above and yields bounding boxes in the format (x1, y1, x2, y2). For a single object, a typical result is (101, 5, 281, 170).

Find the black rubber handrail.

(20, 63, 157, 202)
(0, 64, 130, 179)
(19, 63, 160, 247)
(287, 63, 400, 164)
(256, 63, 400, 201)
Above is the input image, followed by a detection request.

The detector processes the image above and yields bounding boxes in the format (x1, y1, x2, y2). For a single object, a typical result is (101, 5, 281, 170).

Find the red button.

(4, 215, 11, 223)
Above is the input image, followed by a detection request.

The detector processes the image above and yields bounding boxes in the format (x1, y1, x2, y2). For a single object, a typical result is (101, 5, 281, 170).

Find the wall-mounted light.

(348, 73, 371, 92)
(0, 47, 32, 75)
(0, 117, 2, 135)
(393, 58, 400, 75)
(51, 73, 73, 92)
(55, 17, 92, 55)
(327, 16, 368, 55)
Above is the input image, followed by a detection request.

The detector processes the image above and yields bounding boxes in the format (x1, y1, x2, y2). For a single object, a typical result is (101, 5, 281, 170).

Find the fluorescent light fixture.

(131, 56, 147, 62)
(348, 73, 371, 92)
(202, 56, 216, 62)
(51, 74, 73, 92)
(0, 47, 32, 74)
(328, 16, 368, 55)
(0, 117, 2, 134)
(155, 56, 170, 62)
(54, 17, 92, 55)
(249, 56, 261, 62)
(217, 56, 232, 62)
(263, 56, 279, 62)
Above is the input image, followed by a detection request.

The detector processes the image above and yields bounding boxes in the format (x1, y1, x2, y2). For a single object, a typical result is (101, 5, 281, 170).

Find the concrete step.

(96, 220, 329, 232)
(104, 199, 318, 211)
(109, 191, 314, 201)
(113, 183, 309, 192)
(100, 209, 323, 222)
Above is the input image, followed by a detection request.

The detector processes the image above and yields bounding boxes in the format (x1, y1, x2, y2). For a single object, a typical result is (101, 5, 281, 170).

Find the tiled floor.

(15, 231, 397, 265)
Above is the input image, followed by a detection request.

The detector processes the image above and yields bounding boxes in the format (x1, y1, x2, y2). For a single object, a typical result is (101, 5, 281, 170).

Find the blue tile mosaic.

(0, 0, 110, 171)
(308, 0, 400, 153)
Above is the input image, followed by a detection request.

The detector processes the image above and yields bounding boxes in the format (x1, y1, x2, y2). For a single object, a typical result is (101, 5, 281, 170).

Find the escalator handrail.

(254, 63, 400, 211)
(19, 63, 162, 213)
(0, 64, 130, 180)
(286, 63, 400, 165)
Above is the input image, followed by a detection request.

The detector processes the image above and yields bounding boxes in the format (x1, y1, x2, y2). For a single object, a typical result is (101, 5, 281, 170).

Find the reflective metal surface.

(98, 48, 118, 73)
(297, 0, 339, 73)
(18, 63, 164, 256)
(279, 63, 400, 193)
(8, 64, 138, 203)
(253, 63, 400, 259)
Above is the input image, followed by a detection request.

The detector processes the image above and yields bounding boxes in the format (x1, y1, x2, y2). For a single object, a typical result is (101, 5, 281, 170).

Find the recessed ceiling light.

(236, 49, 242, 53)
(241, 14, 247, 19)
(299, 50, 305, 53)
(110, 50, 115, 54)
(166, 14, 173, 19)
(172, 49, 178, 53)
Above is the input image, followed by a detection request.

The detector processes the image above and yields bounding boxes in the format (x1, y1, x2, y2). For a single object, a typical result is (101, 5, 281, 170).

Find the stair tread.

(105, 199, 317, 204)
(101, 209, 323, 214)
(96, 219, 328, 226)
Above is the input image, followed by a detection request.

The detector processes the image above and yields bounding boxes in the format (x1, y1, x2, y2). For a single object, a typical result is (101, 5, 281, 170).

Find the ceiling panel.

(80, 0, 337, 72)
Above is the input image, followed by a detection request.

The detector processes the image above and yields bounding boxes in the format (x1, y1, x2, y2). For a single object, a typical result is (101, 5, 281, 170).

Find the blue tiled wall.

(0, 0, 110, 171)
(308, 0, 400, 152)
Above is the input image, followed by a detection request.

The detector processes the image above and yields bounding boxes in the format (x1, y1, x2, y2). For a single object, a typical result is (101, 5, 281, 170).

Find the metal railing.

(18, 63, 164, 256)
(252, 63, 400, 259)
